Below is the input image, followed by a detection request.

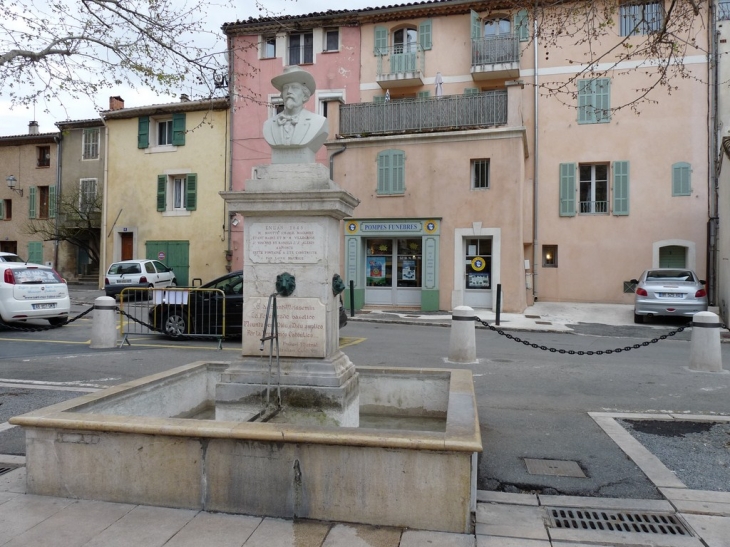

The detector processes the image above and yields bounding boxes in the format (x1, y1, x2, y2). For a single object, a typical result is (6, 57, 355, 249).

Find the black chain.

(0, 305, 95, 333)
(475, 317, 690, 356)
(116, 307, 162, 332)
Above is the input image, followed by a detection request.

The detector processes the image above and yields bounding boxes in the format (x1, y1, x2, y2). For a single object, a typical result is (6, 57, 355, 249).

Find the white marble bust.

(263, 66, 328, 163)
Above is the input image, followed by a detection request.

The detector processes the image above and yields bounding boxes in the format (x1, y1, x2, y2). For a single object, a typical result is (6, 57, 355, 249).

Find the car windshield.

(646, 270, 695, 282)
(108, 263, 142, 275)
(13, 267, 64, 284)
(1, 255, 25, 262)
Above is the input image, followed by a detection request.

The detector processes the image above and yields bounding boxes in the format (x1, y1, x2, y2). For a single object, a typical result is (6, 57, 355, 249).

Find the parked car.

(0, 252, 26, 263)
(631, 268, 708, 323)
(0, 262, 70, 326)
(149, 270, 243, 338)
(105, 259, 176, 299)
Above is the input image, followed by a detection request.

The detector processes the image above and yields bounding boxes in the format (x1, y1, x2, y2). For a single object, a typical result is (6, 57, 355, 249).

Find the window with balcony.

(289, 32, 313, 65)
(37, 146, 50, 167)
(373, 21, 431, 74)
(377, 150, 405, 195)
(471, 159, 490, 189)
(559, 162, 629, 216)
(82, 127, 100, 160)
(620, 1, 663, 36)
(578, 78, 611, 124)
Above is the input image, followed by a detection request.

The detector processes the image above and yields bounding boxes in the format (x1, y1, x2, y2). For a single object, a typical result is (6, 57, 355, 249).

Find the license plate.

(657, 292, 682, 298)
(32, 303, 57, 310)
(117, 279, 132, 284)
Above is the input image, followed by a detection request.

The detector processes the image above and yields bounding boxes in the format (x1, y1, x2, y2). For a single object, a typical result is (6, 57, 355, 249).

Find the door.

(146, 240, 190, 286)
(659, 246, 687, 268)
(365, 238, 422, 306)
(464, 238, 493, 308)
(121, 233, 133, 261)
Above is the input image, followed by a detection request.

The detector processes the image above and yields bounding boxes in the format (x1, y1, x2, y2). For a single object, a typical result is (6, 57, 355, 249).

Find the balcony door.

(392, 28, 418, 72)
(365, 238, 422, 306)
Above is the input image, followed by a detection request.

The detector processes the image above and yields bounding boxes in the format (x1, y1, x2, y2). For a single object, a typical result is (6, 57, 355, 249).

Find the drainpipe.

(708, 3, 719, 305)
(226, 34, 235, 267)
(531, 2, 540, 302)
(329, 145, 347, 181)
(53, 134, 62, 271)
(100, 117, 109, 288)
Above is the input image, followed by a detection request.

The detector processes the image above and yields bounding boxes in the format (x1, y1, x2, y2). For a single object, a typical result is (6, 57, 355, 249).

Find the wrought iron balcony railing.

(579, 201, 608, 214)
(471, 35, 519, 67)
(376, 44, 425, 77)
(338, 91, 508, 137)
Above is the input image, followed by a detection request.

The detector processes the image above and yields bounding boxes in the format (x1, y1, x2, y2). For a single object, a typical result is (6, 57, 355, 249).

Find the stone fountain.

(11, 67, 482, 534)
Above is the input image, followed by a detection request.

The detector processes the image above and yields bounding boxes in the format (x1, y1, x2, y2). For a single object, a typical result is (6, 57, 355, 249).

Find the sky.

(0, 0, 378, 136)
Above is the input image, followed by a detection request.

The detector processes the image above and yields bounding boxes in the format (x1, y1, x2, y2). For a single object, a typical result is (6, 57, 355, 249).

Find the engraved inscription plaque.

(249, 222, 324, 264)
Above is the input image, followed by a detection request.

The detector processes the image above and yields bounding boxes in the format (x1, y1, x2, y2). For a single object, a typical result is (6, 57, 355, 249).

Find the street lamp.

(6, 175, 23, 197)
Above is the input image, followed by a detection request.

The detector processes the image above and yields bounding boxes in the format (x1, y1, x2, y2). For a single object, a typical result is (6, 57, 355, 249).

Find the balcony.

(338, 91, 508, 138)
(376, 45, 425, 88)
(471, 35, 520, 81)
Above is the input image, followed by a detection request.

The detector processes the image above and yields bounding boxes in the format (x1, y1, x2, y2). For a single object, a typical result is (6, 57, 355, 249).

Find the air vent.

(546, 507, 691, 536)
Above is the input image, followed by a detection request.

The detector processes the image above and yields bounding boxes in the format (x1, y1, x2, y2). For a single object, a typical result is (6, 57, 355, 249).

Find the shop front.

(344, 219, 440, 311)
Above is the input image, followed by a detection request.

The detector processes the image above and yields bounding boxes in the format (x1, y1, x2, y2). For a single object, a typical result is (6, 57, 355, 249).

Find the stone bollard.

(90, 296, 118, 349)
(689, 311, 723, 372)
(449, 306, 477, 363)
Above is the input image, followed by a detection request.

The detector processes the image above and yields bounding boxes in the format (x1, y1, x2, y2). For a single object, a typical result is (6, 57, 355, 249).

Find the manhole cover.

(524, 458, 586, 478)
(546, 507, 691, 536)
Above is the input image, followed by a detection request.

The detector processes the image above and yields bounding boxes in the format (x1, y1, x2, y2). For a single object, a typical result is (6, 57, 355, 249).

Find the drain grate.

(0, 466, 18, 476)
(546, 507, 691, 536)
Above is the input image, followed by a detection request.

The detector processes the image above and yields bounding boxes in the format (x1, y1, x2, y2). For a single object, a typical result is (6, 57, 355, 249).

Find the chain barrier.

(116, 307, 162, 333)
(0, 305, 95, 333)
(475, 317, 693, 356)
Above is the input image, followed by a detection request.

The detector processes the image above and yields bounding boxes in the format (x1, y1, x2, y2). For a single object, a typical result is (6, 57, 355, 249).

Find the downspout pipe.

(100, 117, 110, 289)
(532, 2, 540, 302)
(708, 2, 719, 305)
(329, 145, 347, 181)
(53, 134, 62, 271)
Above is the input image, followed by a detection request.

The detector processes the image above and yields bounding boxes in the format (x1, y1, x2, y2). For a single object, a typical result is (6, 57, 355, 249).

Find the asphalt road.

(1, 287, 729, 500)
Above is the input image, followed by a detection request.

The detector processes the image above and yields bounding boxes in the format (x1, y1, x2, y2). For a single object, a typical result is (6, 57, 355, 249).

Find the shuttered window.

(464, 88, 479, 95)
(672, 162, 691, 196)
(27, 241, 42, 264)
(28, 186, 37, 219)
(157, 175, 167, 211)
(138, 116, 150, 149)
(377, 150, 405, 195)
(49, 186, 57, 219)
(559, 163, 576, 217)
(374, 26, 387, 55)
(515, 9, 530, 41)
(578, 78, 611, 124)
(612, 161, 630, 215)
(470, 10, 482, 39)
(419, 19, 432, 50)
(186, 174, 197, 211)
(172, 113, 186, 146)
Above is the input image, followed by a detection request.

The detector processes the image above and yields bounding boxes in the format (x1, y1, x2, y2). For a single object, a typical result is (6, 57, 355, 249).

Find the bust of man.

(263, 66, 329, 162)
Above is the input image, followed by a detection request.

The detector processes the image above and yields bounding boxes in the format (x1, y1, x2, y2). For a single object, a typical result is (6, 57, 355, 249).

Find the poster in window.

(467, 273, 490, 289)
(401, 260, 416, 281)
(367, 257, 386, 279)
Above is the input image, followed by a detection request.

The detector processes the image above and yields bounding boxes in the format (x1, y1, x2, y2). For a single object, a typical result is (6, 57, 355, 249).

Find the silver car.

(631, 268, 707, 323)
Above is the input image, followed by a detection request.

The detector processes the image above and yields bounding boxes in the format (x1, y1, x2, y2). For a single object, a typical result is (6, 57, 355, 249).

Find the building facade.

(101, 96, 230, 286)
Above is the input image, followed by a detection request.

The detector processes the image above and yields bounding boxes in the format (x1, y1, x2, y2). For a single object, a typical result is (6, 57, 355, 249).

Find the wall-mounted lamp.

(231, 217, 240, 227)
(6, 175, 22, 197)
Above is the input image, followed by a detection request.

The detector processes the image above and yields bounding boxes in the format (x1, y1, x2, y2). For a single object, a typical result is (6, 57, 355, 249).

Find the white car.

(0, 252, 26, 263)
(105, 259, 176, 298)
(0, 263, 70, 326)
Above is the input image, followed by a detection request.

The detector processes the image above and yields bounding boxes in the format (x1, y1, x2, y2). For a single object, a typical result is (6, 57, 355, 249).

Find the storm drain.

(0, 466, 19, 476)
(546, 507, 691, 536)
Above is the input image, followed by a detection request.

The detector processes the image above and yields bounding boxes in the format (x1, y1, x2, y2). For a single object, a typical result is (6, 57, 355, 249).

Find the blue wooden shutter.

(377, 151, 391, 194)
(172, 113, 186, 146)
(157, 175, 167, 212)
(470, 10, 482, 39)
(28, 186, 37, 219)
(672, 162, 691, 196)
(186, 173, 197, 211)
(613, 161, 630, 215)
(559, 163, 576, 217)
(138, 116, 149, 149)
(374, 26, 387, 55)
(595, 78, 611, 123)
(49, 186, 57, 219)
(392, 151, 405, 194)
(27, 241, 42, 264)
(515, 9, 530, 41)
(419, 19, 432, 50)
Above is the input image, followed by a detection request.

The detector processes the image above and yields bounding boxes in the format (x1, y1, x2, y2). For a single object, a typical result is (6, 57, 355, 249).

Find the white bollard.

(689, 311, 723, 372)
(449, 306, 477, 363)
(90, 296, 118, 349)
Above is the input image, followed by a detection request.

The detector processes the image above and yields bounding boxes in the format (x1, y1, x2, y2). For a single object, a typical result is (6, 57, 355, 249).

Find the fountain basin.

(10, 362, 482, 533)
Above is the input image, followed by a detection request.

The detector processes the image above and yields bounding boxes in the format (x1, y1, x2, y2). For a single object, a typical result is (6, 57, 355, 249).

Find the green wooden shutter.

(470, 10, 482, 39)
(464, 87, 479, 95)
(672, 162, 691, 196)
(613, 161, 630, 215)
(373, 96, 386, 104)
(418, 91, 430, 99)
(377, 152, 391, 194)
(419, 19, 432, 50)
(138, 116, 149, 149)
(157, 175, 167, 212)
(392, 151, 405, 194)
(374, 26, 387, 55)
(515, 9, 529, 41)
(172, 112, 186, 146)
(595, 78, 611, 123)
(49, 186, 57, 219)
(28, 186, 37, 219)
(577, 80, 592, 123)
(0, 200, 4, 220)
(186, 173, 197, 211)
(559, 163, 576, 217)
(27, 241, 42, 264)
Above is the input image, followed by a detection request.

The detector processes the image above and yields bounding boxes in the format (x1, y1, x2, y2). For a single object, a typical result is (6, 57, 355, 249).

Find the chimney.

(109, 96, 125, 111)
(180, 94, 190, 102)
(28, 121, 39, 135)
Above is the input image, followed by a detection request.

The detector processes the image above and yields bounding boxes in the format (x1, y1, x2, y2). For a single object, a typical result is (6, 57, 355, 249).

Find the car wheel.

(48, 317, 68, 327)
(633, 312, 644, 324)
(163, 309, 188, 338)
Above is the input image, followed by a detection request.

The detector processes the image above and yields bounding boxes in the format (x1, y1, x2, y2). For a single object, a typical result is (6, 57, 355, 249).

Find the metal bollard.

(449, 306, 477, 363)
(689, 311, 723, 372)
(90, 296, 118, 349)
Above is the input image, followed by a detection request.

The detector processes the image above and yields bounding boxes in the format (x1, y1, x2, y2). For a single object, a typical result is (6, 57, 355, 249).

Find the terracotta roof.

(0, 132, 60, 145)
(55, 118, 104, 129)
(101, 97, 229, 120)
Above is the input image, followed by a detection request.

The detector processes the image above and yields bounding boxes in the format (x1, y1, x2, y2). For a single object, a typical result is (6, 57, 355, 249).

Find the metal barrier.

(118, 287, 227, 349)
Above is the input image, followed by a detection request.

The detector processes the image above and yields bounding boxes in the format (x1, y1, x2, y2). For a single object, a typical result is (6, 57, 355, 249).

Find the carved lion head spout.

(275, 272, 296, 297)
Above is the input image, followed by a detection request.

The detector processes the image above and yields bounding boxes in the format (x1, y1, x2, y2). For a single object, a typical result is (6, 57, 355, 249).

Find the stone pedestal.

(220, 163, 360, 426)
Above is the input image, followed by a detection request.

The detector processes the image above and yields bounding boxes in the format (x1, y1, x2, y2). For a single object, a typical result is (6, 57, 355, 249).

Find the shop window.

(366, 238, 422, 288)
(465, 238, 492, 290)
(543, 245, 558, 267)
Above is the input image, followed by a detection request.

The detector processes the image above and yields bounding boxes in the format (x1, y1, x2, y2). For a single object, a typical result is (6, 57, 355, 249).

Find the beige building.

(101, 96, 230, 286)
(0, 123, 59, 266)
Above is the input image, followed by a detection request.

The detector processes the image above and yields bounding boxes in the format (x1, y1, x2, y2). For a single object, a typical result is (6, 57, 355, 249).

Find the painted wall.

(715, 10, 730, 323)
(104, 108, 230, 285)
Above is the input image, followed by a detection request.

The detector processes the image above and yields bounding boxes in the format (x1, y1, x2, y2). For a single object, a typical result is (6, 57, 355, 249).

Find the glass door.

(365, 238, 423, 306)
(464, 238, 492, 308)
